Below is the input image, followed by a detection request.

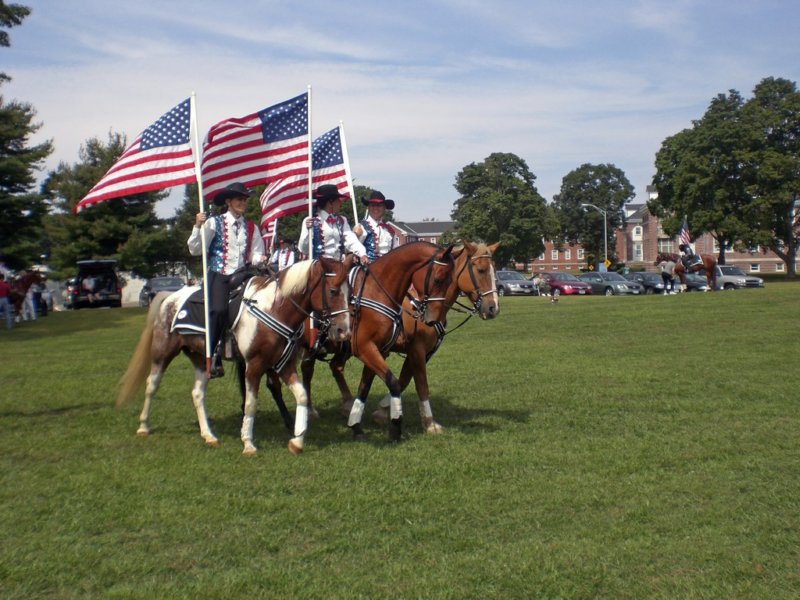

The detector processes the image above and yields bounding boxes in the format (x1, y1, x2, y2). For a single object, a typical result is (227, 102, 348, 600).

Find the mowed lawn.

(1, 283, 799, 599)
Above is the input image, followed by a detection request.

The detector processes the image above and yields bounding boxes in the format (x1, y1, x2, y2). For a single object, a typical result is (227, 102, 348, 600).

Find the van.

(64, 260, 123, 309)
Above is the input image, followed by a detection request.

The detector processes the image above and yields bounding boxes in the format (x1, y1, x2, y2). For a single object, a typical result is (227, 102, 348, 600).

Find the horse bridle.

(404, 254, 453, 321)
(448, 252, 496, 315)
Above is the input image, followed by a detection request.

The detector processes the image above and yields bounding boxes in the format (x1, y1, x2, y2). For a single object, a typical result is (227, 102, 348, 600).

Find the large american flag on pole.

(678, 215, 692, 246)
(259, 125, 350, 226)
(201, 92, 309, 202)
(75, 98, 196, 214)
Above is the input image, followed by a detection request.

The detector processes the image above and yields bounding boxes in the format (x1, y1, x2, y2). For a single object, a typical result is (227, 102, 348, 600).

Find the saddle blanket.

(169, 283, 250, 336)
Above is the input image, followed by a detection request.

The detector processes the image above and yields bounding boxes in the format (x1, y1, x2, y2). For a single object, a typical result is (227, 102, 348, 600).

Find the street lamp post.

(581, 203, 608, 264)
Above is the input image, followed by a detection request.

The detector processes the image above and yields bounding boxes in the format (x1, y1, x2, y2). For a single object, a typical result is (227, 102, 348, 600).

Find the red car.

(537, 272, 593, 297)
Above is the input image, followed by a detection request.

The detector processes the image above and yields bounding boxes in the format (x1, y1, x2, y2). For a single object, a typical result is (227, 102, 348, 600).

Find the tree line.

(2, 3, 798, 279)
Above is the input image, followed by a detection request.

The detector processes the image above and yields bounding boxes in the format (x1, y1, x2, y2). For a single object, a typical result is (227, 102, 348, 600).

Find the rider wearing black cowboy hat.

(187, 182, 267, 377)
(298, 184, 368, 264)
(353, 190, 398, 261)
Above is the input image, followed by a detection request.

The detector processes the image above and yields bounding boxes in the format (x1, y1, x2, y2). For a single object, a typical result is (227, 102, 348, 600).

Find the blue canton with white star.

(312, 128, 343, 169)
(259, 93, 308, 143)
(141, 98, 191, 150)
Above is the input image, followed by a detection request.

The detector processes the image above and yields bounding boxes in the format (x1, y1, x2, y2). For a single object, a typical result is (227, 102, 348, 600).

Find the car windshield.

(498, 272, 525, 281)
(720, 266, 746, 276)
(602, 273, 627, 281)
(151, 277, 183, 288)
(550, 273, 580, 281)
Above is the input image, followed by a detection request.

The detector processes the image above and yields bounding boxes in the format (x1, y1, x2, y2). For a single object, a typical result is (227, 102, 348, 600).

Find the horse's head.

(409, 244, 456, 326)
(310, 256, 351, 342)
(455, 240, 500, 320)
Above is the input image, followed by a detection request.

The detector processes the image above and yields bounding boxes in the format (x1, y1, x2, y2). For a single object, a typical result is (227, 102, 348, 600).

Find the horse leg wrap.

(348, 398, 365, 427)
(390, 396, 403, 420)
(421, 400, 433, 419)
(294, 405, 308, 439)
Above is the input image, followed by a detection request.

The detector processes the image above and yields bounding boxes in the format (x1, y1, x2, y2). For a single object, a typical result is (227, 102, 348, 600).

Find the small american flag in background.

(201, 92, 309, 202)
(259, 125, 350, 226)
(75, 98, 195, 213)
(679, 216, 692, 246)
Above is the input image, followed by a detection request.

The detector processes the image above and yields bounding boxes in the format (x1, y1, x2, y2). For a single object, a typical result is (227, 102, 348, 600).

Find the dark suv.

(64, 260, 123, 309)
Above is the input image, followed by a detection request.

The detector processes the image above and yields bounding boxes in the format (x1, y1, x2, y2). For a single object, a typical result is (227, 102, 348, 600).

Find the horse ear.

(443, 244, 454, 259)
(488, 241, 500, 253)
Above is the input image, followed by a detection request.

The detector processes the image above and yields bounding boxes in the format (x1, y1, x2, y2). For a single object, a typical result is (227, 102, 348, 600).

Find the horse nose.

(483, 303, 499, 320)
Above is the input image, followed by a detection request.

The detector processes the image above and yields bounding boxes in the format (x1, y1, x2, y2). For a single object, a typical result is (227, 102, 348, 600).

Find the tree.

(451, 152, 551, 268)
(552, 163, 634, 266)
(651, 88, 758, 264)
(740, 77, 800, 278)
(42, 133, 170, 280)
(0, 1, 52, 270)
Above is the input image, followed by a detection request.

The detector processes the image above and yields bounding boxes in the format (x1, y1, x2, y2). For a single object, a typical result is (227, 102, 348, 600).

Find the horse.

(655, 252, 717, 290)
(116, 257, 352, 455)
(9, 270, 44, 319)
(299, 241, 456, 443)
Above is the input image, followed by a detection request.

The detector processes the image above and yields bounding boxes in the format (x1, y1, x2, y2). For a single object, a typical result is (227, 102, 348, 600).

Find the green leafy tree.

(651, 89, 755, 263)
(451, 152, 550, 268)
(0, 1, 52, 270)
(42, 133, 169, 280)
(552, 163, 634, 267)
(740, 77, 800, 278)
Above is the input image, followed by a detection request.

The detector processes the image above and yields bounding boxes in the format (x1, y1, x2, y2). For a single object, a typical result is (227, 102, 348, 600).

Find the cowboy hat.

(312, 184, 350, 207)
(360, 190, 395, 210)
(212, 182, 254, 206)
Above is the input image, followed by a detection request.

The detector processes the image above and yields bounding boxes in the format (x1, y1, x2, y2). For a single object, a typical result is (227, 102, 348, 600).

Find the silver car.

(577, 271, 644, 296)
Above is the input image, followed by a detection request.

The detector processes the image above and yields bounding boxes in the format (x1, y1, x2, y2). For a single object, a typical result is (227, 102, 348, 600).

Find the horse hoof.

(425, 422, 444, 434)
(353, 432, 367, 442)
(242, 446, 257, 456)
(136, 429, 149, 437)
(287, 440, 303, 455)
(308, 407, 320, 420)
(204, 438, 220, 448)
(372, 408, 389, 426)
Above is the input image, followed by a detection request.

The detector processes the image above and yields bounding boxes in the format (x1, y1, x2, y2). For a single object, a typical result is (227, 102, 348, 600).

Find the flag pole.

(306, 85, 314, 258)
(339, 121, 358, 219)
(189, 93, 214, 376)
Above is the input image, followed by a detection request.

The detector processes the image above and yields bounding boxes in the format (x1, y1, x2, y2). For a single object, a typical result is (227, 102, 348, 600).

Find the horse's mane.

(279, 260, 313, 297)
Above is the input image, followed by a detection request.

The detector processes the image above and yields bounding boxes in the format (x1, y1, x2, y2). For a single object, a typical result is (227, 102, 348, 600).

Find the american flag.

(678, 215, 692, 246)
(75, 98, 195, 213)
(259, 125, 350, 226)
(261, 219, 276, 251)
(201, 92, 309, 202)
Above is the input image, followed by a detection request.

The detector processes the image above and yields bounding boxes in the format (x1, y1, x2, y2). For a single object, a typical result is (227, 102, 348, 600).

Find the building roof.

(390, 221, 456, 236)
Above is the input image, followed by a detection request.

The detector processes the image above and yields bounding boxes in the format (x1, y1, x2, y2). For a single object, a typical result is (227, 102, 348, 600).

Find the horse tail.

(115, 294, 165, 408)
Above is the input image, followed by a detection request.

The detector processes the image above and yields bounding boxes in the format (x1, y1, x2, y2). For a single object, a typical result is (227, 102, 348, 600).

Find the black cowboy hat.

(212, 182, 254, 206)
(360, 190, 395, 210)
(313, 184, 349, 207)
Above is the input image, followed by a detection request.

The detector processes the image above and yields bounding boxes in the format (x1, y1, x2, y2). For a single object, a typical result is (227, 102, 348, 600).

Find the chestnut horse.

(9, 270, 44, 319)
(655, 252, 717, 290)
(116, 258, 351, 455)
(299, 241, 456, 443)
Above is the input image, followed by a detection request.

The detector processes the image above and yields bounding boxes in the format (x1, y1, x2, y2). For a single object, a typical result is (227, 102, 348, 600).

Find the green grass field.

(1, 285, 799, 599)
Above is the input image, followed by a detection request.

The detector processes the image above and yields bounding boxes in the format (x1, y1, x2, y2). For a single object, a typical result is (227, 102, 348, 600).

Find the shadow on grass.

(0, 402, 108, 419)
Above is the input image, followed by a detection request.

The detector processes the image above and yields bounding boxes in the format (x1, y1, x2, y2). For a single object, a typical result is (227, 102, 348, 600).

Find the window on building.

(657, 239, 674, 253)
(634, 226, 642, 236)
(551, 249, 558, 260)
(564, 249, 571, 260)
(577, 249, 584, 260)
(776, 262, 785, 272)
(538, 252, 545, 260)
(634, 243, 643, 261)
(750, 263, 760, 273)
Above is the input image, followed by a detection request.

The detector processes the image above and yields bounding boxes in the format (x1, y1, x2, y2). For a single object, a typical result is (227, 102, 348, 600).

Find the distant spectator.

(0, 273, 13, 330)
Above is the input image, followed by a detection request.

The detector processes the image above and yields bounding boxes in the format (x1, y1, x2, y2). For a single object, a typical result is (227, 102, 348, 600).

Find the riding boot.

(209, 346, 225, 378)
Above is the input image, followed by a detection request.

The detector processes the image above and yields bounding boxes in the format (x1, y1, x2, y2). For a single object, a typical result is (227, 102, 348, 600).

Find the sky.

(5, 0, 800, 222)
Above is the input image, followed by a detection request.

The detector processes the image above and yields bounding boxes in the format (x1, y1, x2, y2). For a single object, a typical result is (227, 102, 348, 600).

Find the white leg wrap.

(347, 398, 365, 427)
(241, 415, 255, 442)
(421, 400, 433, 419)
(390, 396, 403, 420)
(294, 405, 308, 438)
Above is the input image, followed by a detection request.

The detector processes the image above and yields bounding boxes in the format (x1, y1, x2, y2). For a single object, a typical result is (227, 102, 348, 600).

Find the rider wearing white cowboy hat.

(298, 184, 368, 264)
(352, 190, 399, 261)
(187, 182, 267, 377)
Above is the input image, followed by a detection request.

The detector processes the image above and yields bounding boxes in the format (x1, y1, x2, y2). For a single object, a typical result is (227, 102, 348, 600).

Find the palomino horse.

(300, 241, 456, 443)
(655, 252, 717, 290)
(116, 258, 351, 455)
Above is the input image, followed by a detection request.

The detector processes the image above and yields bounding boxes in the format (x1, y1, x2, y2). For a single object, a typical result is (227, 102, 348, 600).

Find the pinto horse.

(9, 270, 44, 318)
(655, 252, 717, 290)
(299, 241, 456, 443)
(116, 258, 351, 455)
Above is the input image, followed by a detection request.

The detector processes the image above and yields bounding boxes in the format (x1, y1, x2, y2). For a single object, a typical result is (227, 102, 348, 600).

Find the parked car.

(138, 276, 186, 307)
(64, 260, 122, 309)
(577, 271, 644, 296)
(623, 271, 666, 295)
(495, 270, 537, 296)
(537, 272, 592, 297)
(709, 265, 765, 290)
(681, 273, 711, 292)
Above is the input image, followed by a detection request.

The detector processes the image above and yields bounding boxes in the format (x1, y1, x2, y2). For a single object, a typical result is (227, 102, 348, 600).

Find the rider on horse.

(187, 182, 267, 378)
(679, 243, 702, 270)
(298, 184, 369, 265)
(352, 190, 399, 261)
